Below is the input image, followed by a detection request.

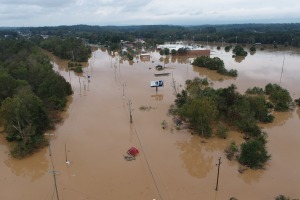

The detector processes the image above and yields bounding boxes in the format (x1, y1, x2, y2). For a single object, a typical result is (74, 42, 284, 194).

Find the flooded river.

(1, 46, 300, 200)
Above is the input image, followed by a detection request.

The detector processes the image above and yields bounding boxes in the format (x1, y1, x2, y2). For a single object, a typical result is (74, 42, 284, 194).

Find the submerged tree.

(0, 92, 49, 158)
(232, 45, 248, 56)
(171, 78, 284, 168)
(179, 97, 218, 137)
(192, 56, 237, 77)
(238, 134, 271, 169)
(265, 83, 292, 111)
(0, 39, 73, 158)
(275, 195, 298, 200)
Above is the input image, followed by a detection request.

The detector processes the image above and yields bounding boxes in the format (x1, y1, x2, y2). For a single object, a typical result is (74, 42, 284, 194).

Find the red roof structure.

(127, 146, 139, 156)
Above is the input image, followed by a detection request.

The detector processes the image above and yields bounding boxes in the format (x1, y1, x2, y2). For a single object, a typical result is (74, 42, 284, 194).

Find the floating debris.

(238, 166, 248, 174)
(127, 146, 139, 156)
(161, 120, 168, 129)
(139, 105, 156, 111)
(124, 146, 139, 161)
(123, 154, 136, 161)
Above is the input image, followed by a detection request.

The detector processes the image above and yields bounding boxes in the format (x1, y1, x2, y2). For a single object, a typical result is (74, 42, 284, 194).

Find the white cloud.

(0, 0, 299, 26)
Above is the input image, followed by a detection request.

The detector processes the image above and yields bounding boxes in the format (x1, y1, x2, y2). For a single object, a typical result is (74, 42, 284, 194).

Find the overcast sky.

(0, 0, 300, 27)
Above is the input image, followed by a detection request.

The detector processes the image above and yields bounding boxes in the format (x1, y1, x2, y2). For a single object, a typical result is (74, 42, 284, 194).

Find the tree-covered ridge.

(37, 36, 91, 62)
(9, 23, 300, 48)
(0, 39, 73, 158)
(172, 78, 293, 168)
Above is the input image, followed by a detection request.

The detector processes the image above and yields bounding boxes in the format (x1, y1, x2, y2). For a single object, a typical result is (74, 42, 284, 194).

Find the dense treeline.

(7, 23, 300, 48)
(35, 36, 91, 62)
(171, 78, 293, 168)
(0, 39, 73, 158)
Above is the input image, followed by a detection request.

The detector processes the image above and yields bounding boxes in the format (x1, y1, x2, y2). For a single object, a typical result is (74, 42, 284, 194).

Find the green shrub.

(225, 45, 232, 52)
(246, 87, 264, 95)
(233, 45, 248, 56)
(295, 98, 300, 106)
(239, 136, 270, 169)
(265, 83, 292, 111)
(74, 66, 83, 73)
(250, 46, 256, 51)
(216, 122, 228, 139)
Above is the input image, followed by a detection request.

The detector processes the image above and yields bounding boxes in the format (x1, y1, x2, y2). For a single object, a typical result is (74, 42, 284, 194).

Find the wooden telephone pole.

(215, 157, 222, 191)
(128, 99, 133, 123)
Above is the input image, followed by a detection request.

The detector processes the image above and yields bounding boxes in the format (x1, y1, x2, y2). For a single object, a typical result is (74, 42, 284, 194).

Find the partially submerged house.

(140, 53, 150, 61)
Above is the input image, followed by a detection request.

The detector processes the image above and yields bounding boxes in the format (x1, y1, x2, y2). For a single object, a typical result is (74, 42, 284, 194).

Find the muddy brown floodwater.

(1, 46, 300, 200)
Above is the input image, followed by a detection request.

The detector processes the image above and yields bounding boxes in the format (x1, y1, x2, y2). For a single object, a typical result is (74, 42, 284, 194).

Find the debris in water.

(238, 167, 248, 174)
(124, 146, 139, 161)
(161, 120, 168, 129)
(123, 154, 136, 161)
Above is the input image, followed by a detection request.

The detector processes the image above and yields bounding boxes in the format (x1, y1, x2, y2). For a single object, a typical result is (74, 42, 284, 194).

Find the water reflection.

(192, 66, 235, 82)
(260, 111, 293, 129)
(238, 167, 264, 183)
(297, 107, 300, 120)
(234, 56, 245, 63)
(4, 148, 49, 181)
(176, 56, 189, 64)
(176, 136, 213, 179)
(151, 94, 163, 101)
(171, 56, 176, 63)
(164, 56, 170, 64)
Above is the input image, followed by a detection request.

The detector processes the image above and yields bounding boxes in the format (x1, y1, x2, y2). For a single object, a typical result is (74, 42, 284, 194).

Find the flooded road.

(1, 46, 300, 200)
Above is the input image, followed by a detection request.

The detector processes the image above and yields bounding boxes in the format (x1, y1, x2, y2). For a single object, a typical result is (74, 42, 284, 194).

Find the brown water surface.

(1, 46, 300, 200)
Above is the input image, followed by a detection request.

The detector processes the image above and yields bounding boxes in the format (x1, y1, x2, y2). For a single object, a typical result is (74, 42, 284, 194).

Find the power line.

(131, 122, 164, 200)
(116, 55, 163, 199)
(45, 133, 60, 200)
(279, 56, 285, 85)
(123, 96, 164, 200)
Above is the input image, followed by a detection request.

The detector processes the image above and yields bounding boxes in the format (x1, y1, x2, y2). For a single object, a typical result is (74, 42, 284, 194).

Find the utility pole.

(171, 72, 178, 96)
(122, 83, 126, 97)
(64, 143, 71, 166)
(44, 133, 54, 156)
(279, 56, 285, 85)
(215, 157, 222, 191)
(78, 76, 81, 95)
(207, 35, 209, 46)
(48, 170, 60, 200)
(128, 99, 133, 123)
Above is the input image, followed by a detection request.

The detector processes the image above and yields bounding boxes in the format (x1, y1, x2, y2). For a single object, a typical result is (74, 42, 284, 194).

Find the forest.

(0, 39, 73, 158)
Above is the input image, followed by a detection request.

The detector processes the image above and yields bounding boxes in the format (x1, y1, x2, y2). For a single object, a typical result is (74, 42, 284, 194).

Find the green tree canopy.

(192, 56, 237, 77)
(233, 45, 248, 56)
(0, 92, 49, 158)
(179, 97, 218, 137)
(0, 39, 73, 158)
(0, 72, 18, 102)
(239, 135, 271, 169)
(265, 83, 292, 111)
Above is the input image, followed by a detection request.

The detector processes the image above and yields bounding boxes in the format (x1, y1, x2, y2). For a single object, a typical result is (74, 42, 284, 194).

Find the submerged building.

(157, 41, 210, 56)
